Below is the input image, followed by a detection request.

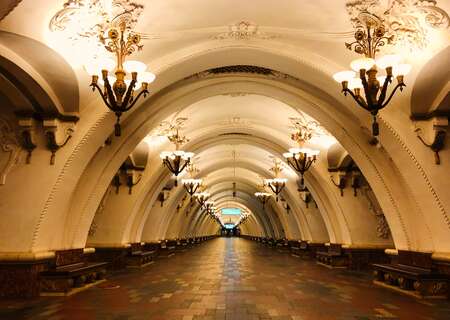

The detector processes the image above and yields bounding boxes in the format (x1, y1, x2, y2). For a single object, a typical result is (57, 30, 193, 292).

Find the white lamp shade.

(184, 152, 195, 159)
(376, 54, 401, 69)
(348, 78, 363, 90)
(332, 71, 356, 83)
(393, 63, 412, 76)
(123, 60, 147, 73)
(350, 58, 375, 72)
(377, 76, 387, 84)
(140, 71, 156, 84)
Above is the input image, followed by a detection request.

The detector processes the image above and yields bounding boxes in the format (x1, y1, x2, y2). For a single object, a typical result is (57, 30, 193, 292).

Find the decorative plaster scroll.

(221, 92, 249, 97)
(0, 117, 21, 185)
(362, 185, 392, 239)
(218, 116, 253, 130)
(213, 21, 279, 40)
(88, 185, 112, 237)
(346, 0, 449, 52)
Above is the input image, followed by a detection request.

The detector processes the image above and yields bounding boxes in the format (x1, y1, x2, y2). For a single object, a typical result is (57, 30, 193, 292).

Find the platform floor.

(1, 238, 449, 319)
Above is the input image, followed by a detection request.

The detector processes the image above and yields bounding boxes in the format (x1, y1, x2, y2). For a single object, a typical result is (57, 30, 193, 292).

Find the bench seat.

(372, 251, 449, 298)
(40, 261, 107, 295)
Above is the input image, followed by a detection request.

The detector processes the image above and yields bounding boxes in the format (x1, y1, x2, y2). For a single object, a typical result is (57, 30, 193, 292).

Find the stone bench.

(373, 251, 449, 298)
(276, 239, 289, 252)
(159, 240, 176, 257)
(127, 243, 157, 268)
(40, 249, 107, 296)
(316, 244, 348, 268)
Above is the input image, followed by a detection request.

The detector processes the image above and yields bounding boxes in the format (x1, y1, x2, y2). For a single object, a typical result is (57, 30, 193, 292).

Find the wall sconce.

(351, 171, 361, 197)
(299, 188, 312, 208)
(280, 198, 290, 214)
(126, 171, 142, 194)
(158, 188, 170, 207)
(330, 173, 346, 196)
(416, 129, 446, 165)
(113, 173, 121, 194)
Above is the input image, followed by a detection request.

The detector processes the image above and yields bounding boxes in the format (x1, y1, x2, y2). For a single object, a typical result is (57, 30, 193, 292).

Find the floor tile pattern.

(1, 238, 449, 319)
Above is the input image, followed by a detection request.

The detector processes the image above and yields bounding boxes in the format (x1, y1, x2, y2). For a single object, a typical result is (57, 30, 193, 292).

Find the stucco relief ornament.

(362, 185, 391, 239)
(49, 0, 144, 42)
(214, 21, 278, 40)
(88, 185, 112, 237)
(0, 117, 22, 185)
(346, 0, 449, 52)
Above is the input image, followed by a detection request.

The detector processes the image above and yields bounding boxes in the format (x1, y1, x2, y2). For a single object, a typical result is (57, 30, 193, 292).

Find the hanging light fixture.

(182, 163, 202, 198)
(193, 192, 210, 208)
(160, 123, 194, 186)
(332, 12, 411, 140)
(204, 201, 215, 214)
(254, 192, 272, 208)
(50, 1, 155, 137)
(283, 117, 320, 186)
(264, 159, 287, 202)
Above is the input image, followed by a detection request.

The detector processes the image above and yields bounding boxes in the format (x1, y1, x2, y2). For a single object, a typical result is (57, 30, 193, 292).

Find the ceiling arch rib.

(59, 60, 435, 256)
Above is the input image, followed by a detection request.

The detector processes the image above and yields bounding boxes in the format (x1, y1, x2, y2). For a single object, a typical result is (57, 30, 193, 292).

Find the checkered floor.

(1, 238, 449, 319)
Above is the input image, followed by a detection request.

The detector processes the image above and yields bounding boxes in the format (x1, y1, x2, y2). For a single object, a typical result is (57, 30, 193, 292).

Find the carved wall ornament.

(346, 0, 450, 52)
(218, 116, 253, 130)
(88, 185, 112, 237)
(0, 117, 22, 185)
(214, 21, 279, 40)
(361, 185, 392, 239)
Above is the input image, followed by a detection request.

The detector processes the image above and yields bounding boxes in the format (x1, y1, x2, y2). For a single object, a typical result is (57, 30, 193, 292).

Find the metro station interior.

(0, 1, 449, 319)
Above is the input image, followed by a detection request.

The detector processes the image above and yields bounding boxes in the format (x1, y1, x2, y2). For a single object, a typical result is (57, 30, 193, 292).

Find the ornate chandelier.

(264, 159, 287, 202)
(254, 192, 272, 208)
(283, 117, 320, 186)
(160, 125, 194, 186)
(204, 201, 215, 214)
(333, 12, 411, 140)
(50, 1, 155, 137)
(181, 163, 202, 198)
(193, 192, 210, 208)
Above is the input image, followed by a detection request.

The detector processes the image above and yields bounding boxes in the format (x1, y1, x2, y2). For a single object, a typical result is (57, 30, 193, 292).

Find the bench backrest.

(55, 249, 84, 267)
(300, 241, 308, 250)
(329, 244, 342, 255)
(130, 242, 142, 253)
(398, 250, 432, 269)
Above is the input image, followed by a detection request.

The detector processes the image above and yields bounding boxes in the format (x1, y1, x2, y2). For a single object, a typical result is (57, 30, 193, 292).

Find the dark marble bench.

(159, 240, 176, 257)
(40, 249, 107, 295)
(316, 244, 348, 268)
(127, 243, 157, 267)
(373, 250, 449, 298)
(276, 239, 289, 252)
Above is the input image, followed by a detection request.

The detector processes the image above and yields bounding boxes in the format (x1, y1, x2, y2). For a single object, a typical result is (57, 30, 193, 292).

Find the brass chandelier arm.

(177, 159, 191, 176)
(123, 88, 149, 112)
(90, 83, 113, 110)
(381, 83, 405, 109)
(377, 75, 393, 105)
(103, 77, 118, 109)
(121, 80, 137, 109)
(163, 158, 176, 173)
(343, 88, 370, 111)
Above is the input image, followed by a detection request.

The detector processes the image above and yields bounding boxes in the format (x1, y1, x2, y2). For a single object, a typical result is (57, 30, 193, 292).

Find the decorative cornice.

(0, 116, 21, 185)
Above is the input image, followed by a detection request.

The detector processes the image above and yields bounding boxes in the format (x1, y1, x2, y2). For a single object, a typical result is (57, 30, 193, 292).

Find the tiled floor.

(1, 238, 449, 320)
